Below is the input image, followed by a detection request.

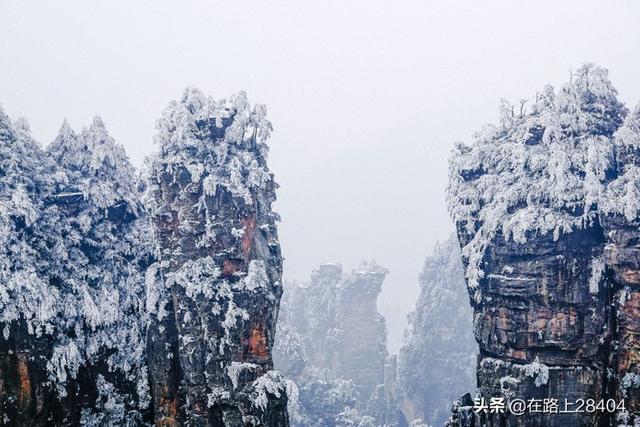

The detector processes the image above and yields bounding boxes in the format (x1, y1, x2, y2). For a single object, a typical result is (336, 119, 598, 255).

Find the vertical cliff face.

(398, 236, 476, 426)
(146, 88, 288, 426)
(274, 262, 401, 426)
(0, 90, 288, 425)
(289, 263, 342, 374)
(447, 64, 640, 426)
(601, 105, 640, 422)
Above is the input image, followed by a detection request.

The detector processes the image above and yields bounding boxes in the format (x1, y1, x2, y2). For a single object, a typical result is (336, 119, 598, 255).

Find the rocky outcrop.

(330, 263, 388, 402)
(274, 262, 402, 426)
(0, 89, 288, 426)
(398, 236, 477, 426)
(146, 88, 288, 426)
(447, 65, 640, 426)
(449, 226, 610, 426)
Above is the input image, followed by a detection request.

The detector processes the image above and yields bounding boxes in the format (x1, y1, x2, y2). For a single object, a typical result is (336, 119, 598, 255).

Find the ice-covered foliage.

(146, 88, 281, 359)
(334, 406, 376, 427)
(146, 87, 287, 424)
(621, 372, 640, 398)
(48, 118, 141, 210)
(1, 89, 286, 424)
(151, 87, 273, 210)
(521, 357, 550, 387)
(251, 370, 288, 410)
(0, 108, 151, 422)
(0, 110, 54, 337)
(447, 64, 627, 292)
(79, 375, 140, 426)
(398, 235, 477, 426)
(44, 117, 151, 415)
(295, 377, 360, 427)
(602, 104, 640, 220)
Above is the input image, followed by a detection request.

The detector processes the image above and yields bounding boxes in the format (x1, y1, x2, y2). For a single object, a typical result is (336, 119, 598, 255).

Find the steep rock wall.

(447, 65, 640, 426)
(146, 88, 288, 426)
(0, 89, 288, 426)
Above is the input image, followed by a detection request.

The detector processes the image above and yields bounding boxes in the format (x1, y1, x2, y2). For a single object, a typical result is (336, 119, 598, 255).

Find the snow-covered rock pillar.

(147, 88, 288, 426)
(446, 65, 629, 426)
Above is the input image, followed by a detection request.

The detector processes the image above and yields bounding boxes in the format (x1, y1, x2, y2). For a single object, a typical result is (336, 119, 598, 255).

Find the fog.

(2, 0, 639, 351)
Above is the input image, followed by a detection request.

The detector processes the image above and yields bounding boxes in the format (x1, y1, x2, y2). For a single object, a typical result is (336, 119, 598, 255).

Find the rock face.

(398, 235, 477, 426)
(447, 65, 640, 426)
(274, 262, 402, 426)
(329, 264, 388, 401)
(146, 88, 288, 426)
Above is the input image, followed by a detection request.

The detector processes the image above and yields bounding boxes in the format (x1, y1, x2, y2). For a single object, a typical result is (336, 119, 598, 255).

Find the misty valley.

(1, 64, 640, 427)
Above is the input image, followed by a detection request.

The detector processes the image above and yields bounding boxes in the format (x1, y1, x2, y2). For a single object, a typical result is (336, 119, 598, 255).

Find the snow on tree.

(602, 104, 640, 220)
(44, 117, 151, 422)
(445, 64, 640, 426)
(0, 90, 293, 425)
(0, 109, 150, 424)
(334, 406, 376, 427)
(447, 64, 627, 298)
(0, 110, 65, 424)
(0, 110, 54, 339)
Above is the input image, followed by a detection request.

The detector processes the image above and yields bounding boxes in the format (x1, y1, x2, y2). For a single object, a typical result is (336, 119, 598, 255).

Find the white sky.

(2, 0, 639, 351)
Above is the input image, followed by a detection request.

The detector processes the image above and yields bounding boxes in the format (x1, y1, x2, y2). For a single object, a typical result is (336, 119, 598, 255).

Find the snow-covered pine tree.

(599, 104, 640, 423)
(146, 87, 288, 426)
(603, 103, 640, 220)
